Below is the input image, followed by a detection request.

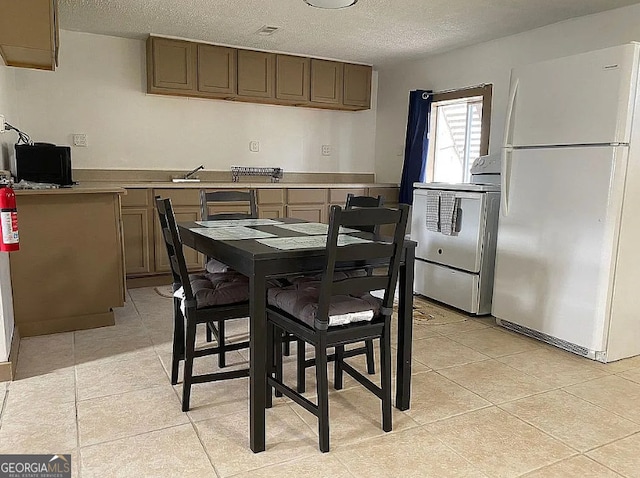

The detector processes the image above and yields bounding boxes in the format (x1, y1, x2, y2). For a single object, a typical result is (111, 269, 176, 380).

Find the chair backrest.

(199, 190, 258, 221)
(155, 197, 196, 305)
(345, 194, 384, 234)
(345, 193, 384, 209)
(315, 204, 409, 330)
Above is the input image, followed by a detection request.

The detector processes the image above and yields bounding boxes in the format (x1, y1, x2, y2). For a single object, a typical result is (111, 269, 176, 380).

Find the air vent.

(497, 319, 590, 356)
(256, 25, 279, 36)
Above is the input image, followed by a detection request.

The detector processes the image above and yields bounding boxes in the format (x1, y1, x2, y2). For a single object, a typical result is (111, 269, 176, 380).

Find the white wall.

(375, 3, 640, 182)
(13, 30, 378, 175)
(0, 62, 17, 361)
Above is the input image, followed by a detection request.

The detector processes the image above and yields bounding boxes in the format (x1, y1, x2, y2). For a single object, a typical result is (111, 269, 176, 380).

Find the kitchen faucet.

(184, 165, 204, 180)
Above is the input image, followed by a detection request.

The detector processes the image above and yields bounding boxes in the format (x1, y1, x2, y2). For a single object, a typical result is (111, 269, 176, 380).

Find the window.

(425, 85, 492, 183)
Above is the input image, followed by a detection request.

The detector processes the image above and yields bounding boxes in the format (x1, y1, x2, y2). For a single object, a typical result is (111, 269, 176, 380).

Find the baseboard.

(18, 312, 114, 337)
(127, 274, 173, 289)
(0, 326, 21, 382)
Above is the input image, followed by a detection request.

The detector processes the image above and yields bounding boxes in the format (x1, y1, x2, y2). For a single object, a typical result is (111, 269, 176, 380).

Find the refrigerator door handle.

(503, 78, 519, 147)
(502, 146, 513, 216)
(501, 76, 518, 217)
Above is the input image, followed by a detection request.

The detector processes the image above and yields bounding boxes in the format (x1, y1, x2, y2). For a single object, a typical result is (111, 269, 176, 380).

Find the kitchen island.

(10, 186, 126, 336)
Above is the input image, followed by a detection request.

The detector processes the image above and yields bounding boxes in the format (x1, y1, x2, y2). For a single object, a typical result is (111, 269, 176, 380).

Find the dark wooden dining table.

(178, 217, 416, 453)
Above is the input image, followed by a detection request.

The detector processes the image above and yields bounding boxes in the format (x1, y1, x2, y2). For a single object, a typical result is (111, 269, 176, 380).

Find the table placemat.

(274, 222, 359, 235)
(257, 234, 371, 250)
(195, 218, 283, 227)
(190, 226, 276, 240)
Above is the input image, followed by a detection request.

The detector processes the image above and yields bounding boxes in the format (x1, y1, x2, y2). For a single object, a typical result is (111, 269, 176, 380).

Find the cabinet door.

(237, 50, 275, 98)
(329, 188, 367, 205)
(286, 205, 326, 223)
(198, 44, 236, 96)
(154, 206, 203, 272)
(259, 205, 285, 219)
(276, 55, 310, 102)
(122, 208, 153, 275)
(310, 59, 343, 105)
(0, 0, 58, 70)
(343, 63, 372, 109)
(147, 37, 196, 93)
(257, 188, 285, 205)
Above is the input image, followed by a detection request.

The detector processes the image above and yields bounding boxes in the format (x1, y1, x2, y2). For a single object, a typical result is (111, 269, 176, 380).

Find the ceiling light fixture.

(303, 0, 358, 9)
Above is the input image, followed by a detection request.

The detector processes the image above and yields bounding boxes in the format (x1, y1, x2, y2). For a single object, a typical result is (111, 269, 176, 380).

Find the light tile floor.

(2, 288, 640, 477)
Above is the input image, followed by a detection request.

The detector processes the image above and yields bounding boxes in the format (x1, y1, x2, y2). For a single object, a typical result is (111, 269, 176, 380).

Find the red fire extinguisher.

(0, 186, 19, 252)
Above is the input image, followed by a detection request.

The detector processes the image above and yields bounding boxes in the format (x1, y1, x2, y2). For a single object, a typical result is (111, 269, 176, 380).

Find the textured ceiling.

(58, 0, 640, 67)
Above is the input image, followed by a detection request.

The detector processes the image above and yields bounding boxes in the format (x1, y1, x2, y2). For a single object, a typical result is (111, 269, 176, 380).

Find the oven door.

(411, 189, 486, 273)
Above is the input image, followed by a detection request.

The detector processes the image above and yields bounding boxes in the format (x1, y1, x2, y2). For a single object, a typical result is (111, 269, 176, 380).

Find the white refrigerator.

(493, 43, 640, 362)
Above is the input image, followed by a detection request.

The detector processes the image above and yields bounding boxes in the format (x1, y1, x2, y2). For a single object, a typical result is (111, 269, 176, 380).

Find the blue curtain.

(399, 90, 433, 205)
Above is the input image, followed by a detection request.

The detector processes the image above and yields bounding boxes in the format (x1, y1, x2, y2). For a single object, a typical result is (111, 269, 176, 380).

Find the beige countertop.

(76, 182, 399, 190)
(14, 185, 126, 195)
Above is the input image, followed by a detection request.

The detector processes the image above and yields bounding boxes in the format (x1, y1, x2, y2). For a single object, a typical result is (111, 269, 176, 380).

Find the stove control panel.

(470, 153, 501, 175)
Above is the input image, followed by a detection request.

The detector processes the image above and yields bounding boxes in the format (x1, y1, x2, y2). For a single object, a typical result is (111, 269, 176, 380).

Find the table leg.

(396, 246, 415, 411)
(250, 270, 267, 453)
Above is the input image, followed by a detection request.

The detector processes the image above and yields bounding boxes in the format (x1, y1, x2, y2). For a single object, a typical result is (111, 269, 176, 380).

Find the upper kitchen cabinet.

(0, 0, 59, 70)
(237, 50, 275, 99)
(146, 37, 196, 95)
(310, 59, 343, 106)
(197, 44, 236, 97)
(343, 63, 372, 109)
(276, 55, 310, 103)
(145, 36, 372, 111)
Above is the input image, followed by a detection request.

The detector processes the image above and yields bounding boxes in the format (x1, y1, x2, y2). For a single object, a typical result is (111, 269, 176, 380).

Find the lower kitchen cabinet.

(153, 206, 203, 272)
(286, 204, 325, 223)
(122, 207, 153, 275)
(121, 185, 398, 283)
(286, 188, 328, 223)
(257, 188, 285, 219)
(259, 205, 285, 219)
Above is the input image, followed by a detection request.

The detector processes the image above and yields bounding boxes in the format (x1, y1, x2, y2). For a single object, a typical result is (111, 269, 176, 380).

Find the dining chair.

(265, 204, 410, 452)
(293, 194, 385, 391)
(156, 197, 251, 412)
(199, 189, 257, 367)
(345, 193, 385, 372)
(199, 189, 258, 222)
(199, 189, 298, 367)
(345, 193, 384, 233)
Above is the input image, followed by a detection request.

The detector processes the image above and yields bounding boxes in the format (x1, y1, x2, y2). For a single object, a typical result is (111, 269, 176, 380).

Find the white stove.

(410, 155, 501, 315)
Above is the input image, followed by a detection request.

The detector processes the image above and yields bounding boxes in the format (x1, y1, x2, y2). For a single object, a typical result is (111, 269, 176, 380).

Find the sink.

(171, 178, 201, 183)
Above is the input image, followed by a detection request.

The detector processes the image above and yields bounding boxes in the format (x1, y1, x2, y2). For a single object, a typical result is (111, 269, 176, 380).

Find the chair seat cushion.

(174, 272, 250, 316)
(205, 258, 232, 274)
(267, 281, 381, 328)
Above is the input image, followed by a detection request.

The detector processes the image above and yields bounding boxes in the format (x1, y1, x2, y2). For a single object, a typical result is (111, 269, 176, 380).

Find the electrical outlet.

(0, 115, 5, 134)
(73, 133, 88, 147)
(321, 144, 331, 156)
(249, 141, 260, 153)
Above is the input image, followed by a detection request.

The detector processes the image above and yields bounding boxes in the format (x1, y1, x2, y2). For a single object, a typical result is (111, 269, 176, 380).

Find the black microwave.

(15, 143, 74, 186)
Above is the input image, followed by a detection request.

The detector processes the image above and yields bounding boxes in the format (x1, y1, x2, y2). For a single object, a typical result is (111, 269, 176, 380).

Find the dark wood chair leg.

(274, 326, 283, 398)
(206, 322, 212, 342)
(297, 339, 306, 393)
(266, 321, 274, 409)
(365, 339, 376, 374)
(171, 299, 185, 386)
(334, 345, 344, 390)
(380, 322, 392, 432)
(315, 337, 330, 453)
(218, 320, 226, 368)
(182, 321, 197, 412)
